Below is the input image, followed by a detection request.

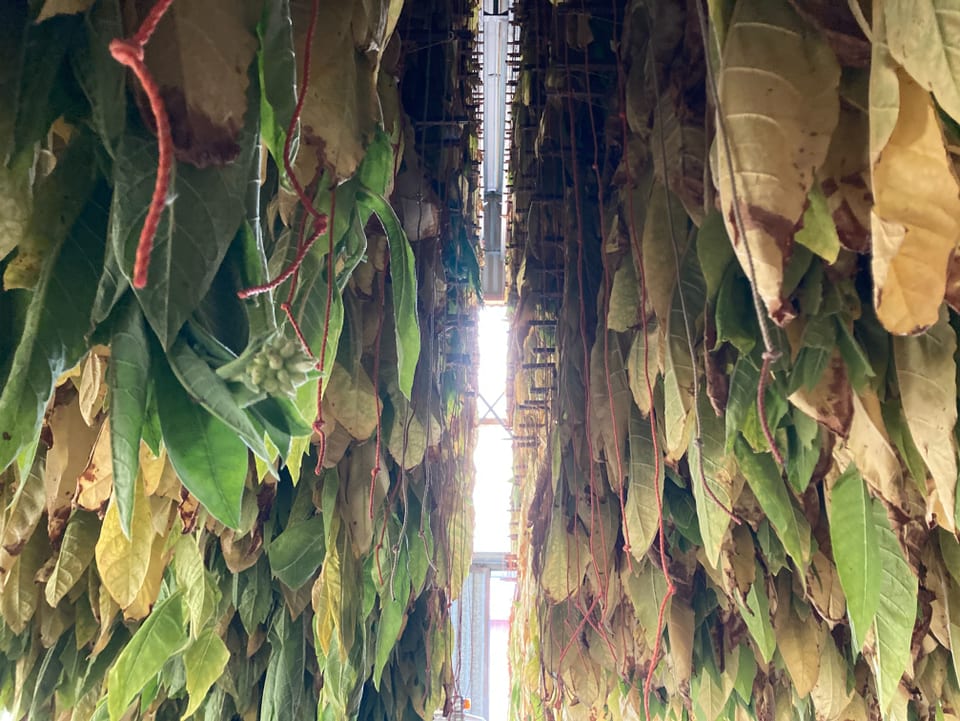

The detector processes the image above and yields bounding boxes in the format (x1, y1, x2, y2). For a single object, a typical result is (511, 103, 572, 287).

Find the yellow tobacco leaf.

(837, 391, 903, 507)
(77, 351, 108, 426)
(291, 0, 391, 182)
(667, 597, 694, 688)
(871, 71, 960, 334)
(894, 308, 958, 530)
(810, 637, 854, 721)
(716, 0, 840, 323)
(312, 540, 342, 658)
(640, 184, 688, 327)
(123, 535, 168, 621)
(95, 480, 155, 609)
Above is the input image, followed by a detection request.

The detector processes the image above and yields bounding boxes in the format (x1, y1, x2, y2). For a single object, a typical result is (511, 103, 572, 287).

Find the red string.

(109, 0, 175, 290)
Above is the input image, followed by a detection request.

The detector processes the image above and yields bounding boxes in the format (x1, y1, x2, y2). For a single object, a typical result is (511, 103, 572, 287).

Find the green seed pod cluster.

(240, 337, 315, 397)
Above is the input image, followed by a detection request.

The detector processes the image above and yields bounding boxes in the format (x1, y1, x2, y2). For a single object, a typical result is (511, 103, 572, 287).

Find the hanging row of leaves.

(508, 1, 960, 720)
(0, 0, 481, 719)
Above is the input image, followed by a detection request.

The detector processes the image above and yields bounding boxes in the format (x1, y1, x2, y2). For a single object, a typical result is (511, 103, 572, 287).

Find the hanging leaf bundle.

(508, 1, 960, 720)
(0, 0, 482, 719)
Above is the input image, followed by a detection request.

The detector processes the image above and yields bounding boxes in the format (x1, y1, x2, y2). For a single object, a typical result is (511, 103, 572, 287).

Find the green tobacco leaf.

(111, 90, 258, 347)
(870, 501, 917, 716)
(182, 628, 230, 718)
(257, 0, 296, 168)
(167, 337, 271, 463)
(373, 549, 410, 689)
(0, 178, 107, 473)
(109, 296, 150, 537)
(697, 210, 735, 302)
(689, 395, 737, 568)
(45, 510, 98, 607)
(70, 0, 126, 153)
(106, 592, 188, 721)
(735, 438, 811, 569)
(714, 266, 757, 354)
(261, 611, 306, 721)
(267, 516, 325, 589)
(796, 183, 841, 263)
(357, 130, 396, 198)
(154, 356, 247, 528)
(357, 189, 421, 398)
(737, 562, 776, 664)
(827, 464, 880, 651)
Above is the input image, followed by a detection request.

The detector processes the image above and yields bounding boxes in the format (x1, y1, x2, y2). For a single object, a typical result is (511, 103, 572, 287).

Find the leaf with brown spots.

(132, 0, 262, 167)
(716, 0, 840, 324)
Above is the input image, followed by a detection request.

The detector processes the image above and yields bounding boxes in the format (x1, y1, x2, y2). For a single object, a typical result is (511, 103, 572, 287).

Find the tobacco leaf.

(95, 479, 153, 610)
(869, 501, 918, 717)
(893, 308, 958, 531)
(624, 406, 663, 562)
(182, 628, 230, 718)
(827, 461, 879, 650)
(106, 592, 188, 721)
(44, 510, 97, 607)
(870, 71, 960, 335)
(716, 0, 840, 322)
(774, 596, 822, 698)
(154, 355, 247, 529)
(111, 94, 257, 348)
(135, 0, 261, 167)
(0, 177, 107, 474)
(884, 0, 960, 127)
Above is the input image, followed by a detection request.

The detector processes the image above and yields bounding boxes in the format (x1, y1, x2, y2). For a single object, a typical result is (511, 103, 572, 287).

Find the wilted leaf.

(35, 0, 95, 21)
(774, 599, 822, 698)
(810, 636, 854, 721)
(839, 391, 903, 506)
(607, 259, 640, 332)
(627, 325, 659, 416)
(716, 0, 840, 322)
(893, 308, 958, 531)
(325, 362, 378, 441)
(0, 459, 46, 580)
(540, 509, 588, 604)
(45, 394, 101, 545)
(871, 71, 960, 335)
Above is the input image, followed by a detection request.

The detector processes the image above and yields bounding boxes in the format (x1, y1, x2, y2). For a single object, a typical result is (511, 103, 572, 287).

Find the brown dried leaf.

(788, 350, 854, 438)
(45, 396, 101, 547)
